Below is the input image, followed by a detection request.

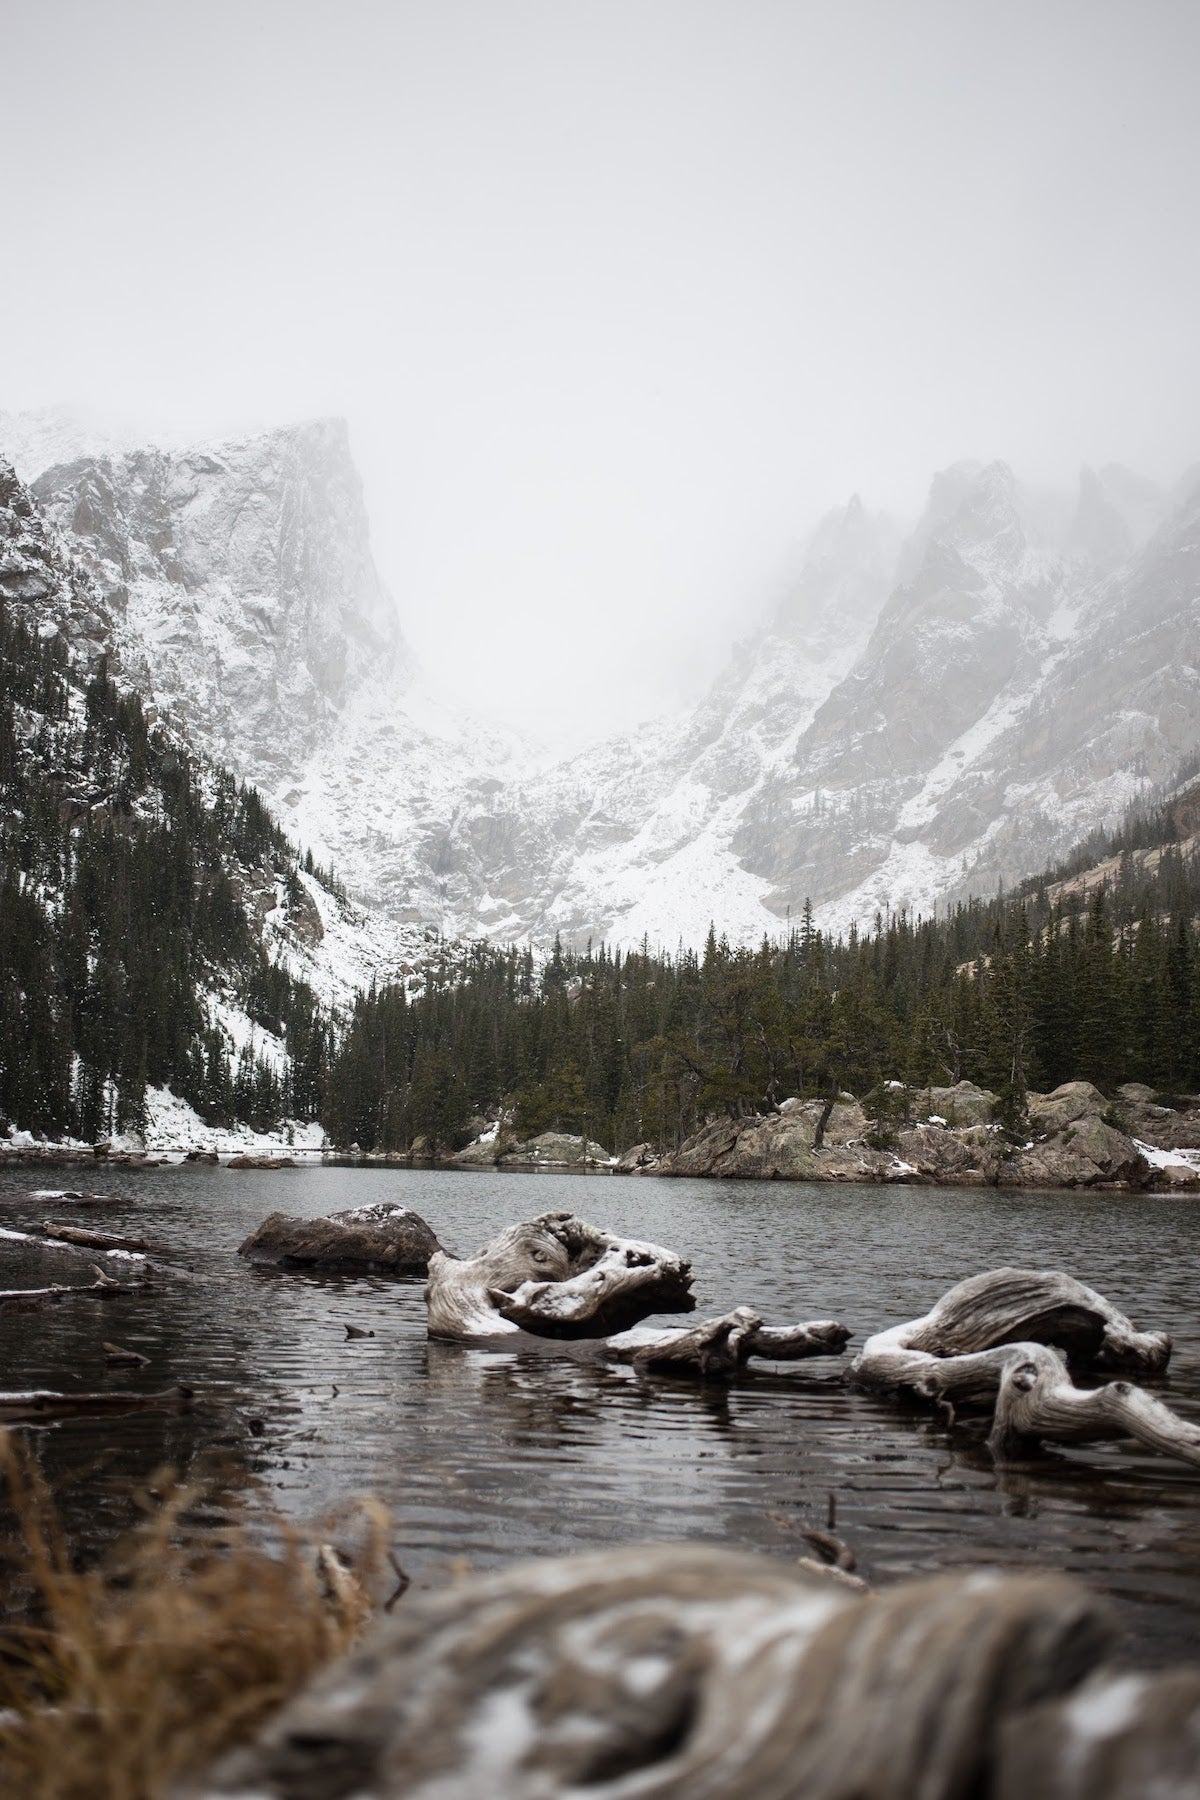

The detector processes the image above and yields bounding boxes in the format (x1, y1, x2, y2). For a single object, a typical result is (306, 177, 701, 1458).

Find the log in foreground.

(425, 1211, 695, 1340)
(202, 1543, 1129, 1799)
(609, 1307, 851, 1377)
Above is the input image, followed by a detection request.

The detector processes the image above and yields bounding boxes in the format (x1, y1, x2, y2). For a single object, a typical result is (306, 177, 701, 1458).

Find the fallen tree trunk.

(0, 1384, 192, 1420)
(426, 1211, 695, 1340)
(0, 1224, 146, 1264)
(988, 1344, 1200, 1467)
(41, 1221, 152, 1254)
(852, 1267, 1171, 1397)
(0, 1273, 144, 1310)
(609, 1308, 850, 1377)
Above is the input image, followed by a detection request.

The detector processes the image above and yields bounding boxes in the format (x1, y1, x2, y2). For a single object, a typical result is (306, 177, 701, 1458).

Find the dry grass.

(0, 1434, 390, 1799)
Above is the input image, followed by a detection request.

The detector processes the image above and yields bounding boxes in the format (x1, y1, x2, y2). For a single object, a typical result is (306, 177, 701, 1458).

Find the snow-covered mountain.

(6, 409, 1197, 949)
(0, 442, 431, 1018)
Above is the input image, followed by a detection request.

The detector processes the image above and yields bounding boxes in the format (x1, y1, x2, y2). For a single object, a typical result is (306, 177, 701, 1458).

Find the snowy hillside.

(6, 407, 1198, 951)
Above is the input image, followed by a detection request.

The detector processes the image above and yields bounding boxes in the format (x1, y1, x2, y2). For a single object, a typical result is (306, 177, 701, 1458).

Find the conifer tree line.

(3, 588, 1197, 1154)
(0, 602, 328, 1138)
(322, 801, 1200, 1155)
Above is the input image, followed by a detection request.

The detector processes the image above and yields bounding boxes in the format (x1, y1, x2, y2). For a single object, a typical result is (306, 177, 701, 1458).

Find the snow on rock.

(9, 406, 1199, 952)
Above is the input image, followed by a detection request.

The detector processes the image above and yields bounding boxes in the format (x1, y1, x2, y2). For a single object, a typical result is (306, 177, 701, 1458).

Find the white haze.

(3, 0, 1198, 746)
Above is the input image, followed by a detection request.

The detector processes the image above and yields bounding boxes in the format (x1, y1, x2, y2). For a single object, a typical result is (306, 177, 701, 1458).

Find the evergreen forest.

(2, 585, 1197, 1157)
(322, 794, 1200, 1155)
(0, 601, 328, 1138)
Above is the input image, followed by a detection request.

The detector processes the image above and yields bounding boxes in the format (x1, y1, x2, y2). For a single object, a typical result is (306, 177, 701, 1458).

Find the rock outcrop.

(651, 1079, 1157, 1189)
(237, 1203, 442, 1275)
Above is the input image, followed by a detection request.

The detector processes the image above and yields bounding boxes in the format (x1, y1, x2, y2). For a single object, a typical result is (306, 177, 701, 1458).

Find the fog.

(4, 0, 1198, 745)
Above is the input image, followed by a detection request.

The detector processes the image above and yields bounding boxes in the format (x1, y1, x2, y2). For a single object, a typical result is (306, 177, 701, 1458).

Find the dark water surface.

(2, 1165, 1199, 1664)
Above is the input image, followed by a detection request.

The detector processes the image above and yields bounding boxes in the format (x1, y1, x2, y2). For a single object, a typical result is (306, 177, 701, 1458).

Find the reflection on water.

(1, 1164, 1199, 1661)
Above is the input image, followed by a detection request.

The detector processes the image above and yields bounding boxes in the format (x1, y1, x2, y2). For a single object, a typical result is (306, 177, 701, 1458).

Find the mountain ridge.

(5, 408, 1197, 950)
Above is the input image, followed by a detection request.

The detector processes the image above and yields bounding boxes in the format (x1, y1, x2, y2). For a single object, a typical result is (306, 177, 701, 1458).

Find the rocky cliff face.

(0, 448, 428, 1011)
(27, 419, 412, 786)
(6, 410, 1198, 949)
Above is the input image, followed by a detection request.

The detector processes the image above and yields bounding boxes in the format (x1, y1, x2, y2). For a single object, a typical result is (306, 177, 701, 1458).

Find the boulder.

(1112, 1088, 1200, 1151)
(913, 1081, 998, 1127)
(614, 1141, 658, 1172)
(657, 1111, 889, 1181)
(452, 1136, 505, 1168)
(1008, 1114, 1150, 1190)
(237, 1202, 443, 1275)
(1147, 1158, 1200, 1190)
(893, 1124, 1003, 1185)
(227, 1154, 296, 1170)
(507, 1131, 612, 1165)
(1026, 1081, 1109, 1135)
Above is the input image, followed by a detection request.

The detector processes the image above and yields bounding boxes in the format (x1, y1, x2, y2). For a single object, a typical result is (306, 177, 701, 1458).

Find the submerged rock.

(237, 1202, 442, 1275)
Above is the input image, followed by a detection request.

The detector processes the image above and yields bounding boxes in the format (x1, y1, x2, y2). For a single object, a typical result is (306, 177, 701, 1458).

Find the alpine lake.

(2, 1164, 1199, 1666)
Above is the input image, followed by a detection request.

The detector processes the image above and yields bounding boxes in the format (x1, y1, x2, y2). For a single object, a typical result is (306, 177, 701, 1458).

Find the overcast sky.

(4, 0, 1198, 744)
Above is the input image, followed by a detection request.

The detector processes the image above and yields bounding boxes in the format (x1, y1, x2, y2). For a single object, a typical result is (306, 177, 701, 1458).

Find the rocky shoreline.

(4, 1083, 1199, 1191)
(444, 1082, 1200, 1192)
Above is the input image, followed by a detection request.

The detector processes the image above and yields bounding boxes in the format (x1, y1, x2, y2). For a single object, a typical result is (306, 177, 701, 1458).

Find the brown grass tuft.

(0, 1433, 390, 1799)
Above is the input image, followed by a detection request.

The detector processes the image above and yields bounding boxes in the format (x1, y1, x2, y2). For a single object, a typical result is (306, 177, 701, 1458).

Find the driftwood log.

(852, 1267, 1171, 1396)
(609, 1307, 851, 1377)
(0, 1224, 146, 1264)
(994, 1667, 1200, 1800)
(988, 1343, 1200, 1467)
(0, 1384, 192, 1420)
(41, 1220, 152, 1254)
(425, 1211, 695, 1340)
(0, 1271, 144, 1310)
(851, 1268, 1200, 1469)
(202, 1543, 1121, 1800)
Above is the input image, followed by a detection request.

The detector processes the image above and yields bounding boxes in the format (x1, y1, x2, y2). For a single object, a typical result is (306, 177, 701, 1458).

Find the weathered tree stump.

(425, 1211, 695, 1340)
(851, 1268, 1200, 1471)
(201, 1544, 1118, 1799)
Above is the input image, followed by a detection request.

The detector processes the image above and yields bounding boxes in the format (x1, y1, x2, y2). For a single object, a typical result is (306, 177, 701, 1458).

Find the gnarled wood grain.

(988, 1343, 1200, 1467)
(853, 1267, 1170, 1398)
(202, 1545, 1114, 1800)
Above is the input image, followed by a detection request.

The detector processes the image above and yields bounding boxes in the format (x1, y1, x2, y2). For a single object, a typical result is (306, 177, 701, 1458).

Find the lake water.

(2, 1165, 1199, 1665)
